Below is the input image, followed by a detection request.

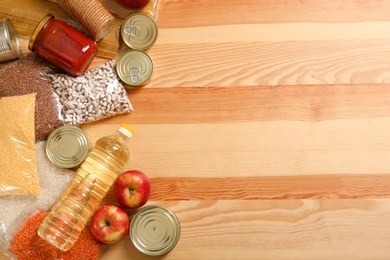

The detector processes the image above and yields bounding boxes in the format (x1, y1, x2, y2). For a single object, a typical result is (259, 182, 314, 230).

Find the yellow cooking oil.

(38, 124, 134, 251)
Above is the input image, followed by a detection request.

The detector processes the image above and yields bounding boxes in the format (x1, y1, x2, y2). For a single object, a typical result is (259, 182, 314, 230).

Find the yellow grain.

(0, 93, 40, 196)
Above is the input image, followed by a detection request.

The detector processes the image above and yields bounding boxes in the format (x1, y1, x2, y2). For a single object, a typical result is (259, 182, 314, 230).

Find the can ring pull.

(124, 26, 141, 37)
(130, 66, 141, 83)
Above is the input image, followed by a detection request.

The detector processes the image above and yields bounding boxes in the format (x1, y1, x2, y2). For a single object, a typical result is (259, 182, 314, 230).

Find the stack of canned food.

(118, 12, 157, 87)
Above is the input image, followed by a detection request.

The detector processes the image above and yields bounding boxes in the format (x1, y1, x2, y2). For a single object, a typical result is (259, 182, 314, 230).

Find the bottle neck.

(117, 131, 130, 141)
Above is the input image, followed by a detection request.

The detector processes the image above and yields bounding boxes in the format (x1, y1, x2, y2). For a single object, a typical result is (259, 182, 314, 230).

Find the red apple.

(118, 0, 150, 9)
(114, 170, 151, 209)
(89, 204, 130, 244)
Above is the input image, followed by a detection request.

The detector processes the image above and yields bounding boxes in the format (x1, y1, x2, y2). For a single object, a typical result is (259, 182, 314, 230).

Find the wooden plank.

(145, 39, 390, 87)
(81, 83, 390, 179)
(148, 175, 390, 200)
(82, 117, 390, 179)
(157, 23, 390, 43)
(99, 175, 390, 201)
(104, 85, 390, 124)
(157, 0, 390, 28)
(146, 0, 390, 87)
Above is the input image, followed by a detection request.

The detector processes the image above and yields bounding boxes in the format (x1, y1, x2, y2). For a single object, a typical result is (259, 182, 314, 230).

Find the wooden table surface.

(3, 0, 390, 259)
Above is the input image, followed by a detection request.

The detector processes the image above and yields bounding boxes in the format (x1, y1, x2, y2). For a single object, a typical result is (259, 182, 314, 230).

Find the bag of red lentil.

(1, 211, 106, 260)
(0, 208, 40, 259)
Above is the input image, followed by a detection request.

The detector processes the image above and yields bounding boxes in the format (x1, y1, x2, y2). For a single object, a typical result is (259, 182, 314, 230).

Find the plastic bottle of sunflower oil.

(38, 124, 134, 251)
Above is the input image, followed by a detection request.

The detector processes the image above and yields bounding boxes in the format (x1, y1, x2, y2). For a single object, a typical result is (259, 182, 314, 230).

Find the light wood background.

(2, 0, 390, 259)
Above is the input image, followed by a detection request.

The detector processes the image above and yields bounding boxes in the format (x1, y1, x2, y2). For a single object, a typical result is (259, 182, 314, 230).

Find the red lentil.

(9, 211, 105, 260)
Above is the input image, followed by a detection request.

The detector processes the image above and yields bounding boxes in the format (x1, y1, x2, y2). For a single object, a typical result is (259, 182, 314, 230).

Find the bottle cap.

(119, 124, 134, 138)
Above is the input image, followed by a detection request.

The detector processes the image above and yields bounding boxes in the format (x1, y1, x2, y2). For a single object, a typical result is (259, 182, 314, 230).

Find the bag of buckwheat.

(50, 60, 133, 126)
(0, 53, 63, 141)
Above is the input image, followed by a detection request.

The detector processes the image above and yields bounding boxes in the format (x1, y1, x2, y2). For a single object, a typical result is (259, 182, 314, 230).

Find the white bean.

(50, 60, 133, 125)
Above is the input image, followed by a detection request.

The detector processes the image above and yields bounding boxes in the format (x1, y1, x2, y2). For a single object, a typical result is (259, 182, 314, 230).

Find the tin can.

(116, 49, 153, 87)
(130, 205, 181, 256)
(0, 18, 20, 63)
(46, 126, 92, 169)
(121, 12, 158, 50)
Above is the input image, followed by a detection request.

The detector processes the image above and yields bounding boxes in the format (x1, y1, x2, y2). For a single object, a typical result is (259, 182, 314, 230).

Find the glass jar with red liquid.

(29, 14, 98, 77)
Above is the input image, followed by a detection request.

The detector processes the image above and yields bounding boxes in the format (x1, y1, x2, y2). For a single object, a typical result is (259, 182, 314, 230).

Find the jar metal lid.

(130, 205, 181, 256)
(116, 50, 153, 87)
(28, 14, 53, 51)
(0, 18, 20, 62)
(120, 13, 158, 50)
(46, 125, 92, 169)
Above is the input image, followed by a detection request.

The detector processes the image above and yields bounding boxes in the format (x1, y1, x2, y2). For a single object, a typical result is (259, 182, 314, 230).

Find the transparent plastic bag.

(0, 93, 40, 197)
(0, 141, 77, 259)
(0, 140, 74, 221)
(0, 52, 64, 141)
(0, 209, 42, 260)
(50, 60, 133, 126)
(1, 211, 106, 260)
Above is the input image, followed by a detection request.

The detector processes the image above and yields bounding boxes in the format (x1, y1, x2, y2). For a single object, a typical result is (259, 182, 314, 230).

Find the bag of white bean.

(50, 60, 133, 125)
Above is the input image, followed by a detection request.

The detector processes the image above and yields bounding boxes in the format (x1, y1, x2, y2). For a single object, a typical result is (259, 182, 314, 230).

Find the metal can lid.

(120, 13, 158, 50)
(130, 205, 181, 256)
(116, 50, 153, 87)
(46, 126, 92, 169)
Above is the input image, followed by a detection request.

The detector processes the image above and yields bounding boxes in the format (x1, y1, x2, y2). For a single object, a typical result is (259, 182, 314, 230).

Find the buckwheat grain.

(0, 53, 63, 141)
